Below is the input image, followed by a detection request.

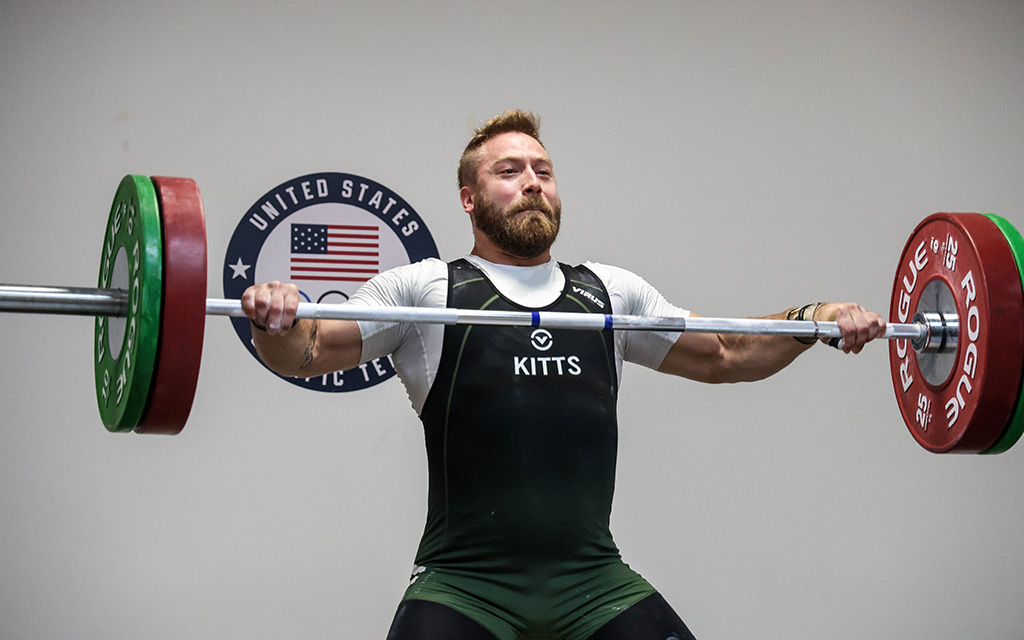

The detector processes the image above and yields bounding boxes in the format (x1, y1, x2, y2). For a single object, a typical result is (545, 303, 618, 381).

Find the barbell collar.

(912, 311, 959, 354)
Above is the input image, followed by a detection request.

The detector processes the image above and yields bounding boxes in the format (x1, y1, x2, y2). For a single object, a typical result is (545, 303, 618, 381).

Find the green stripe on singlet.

(436, 293, 499, 551)
(565, 293, 618, 391)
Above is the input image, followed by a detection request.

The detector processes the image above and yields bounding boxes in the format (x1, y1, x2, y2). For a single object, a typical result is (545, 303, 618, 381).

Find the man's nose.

(522, 168, 541, 193)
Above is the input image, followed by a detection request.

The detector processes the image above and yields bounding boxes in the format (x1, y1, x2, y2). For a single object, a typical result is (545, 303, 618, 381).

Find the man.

(242, 110, 886, 640)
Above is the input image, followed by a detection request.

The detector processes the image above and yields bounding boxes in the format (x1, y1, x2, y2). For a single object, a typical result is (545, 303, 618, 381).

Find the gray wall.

(2, 1, 1023, 638)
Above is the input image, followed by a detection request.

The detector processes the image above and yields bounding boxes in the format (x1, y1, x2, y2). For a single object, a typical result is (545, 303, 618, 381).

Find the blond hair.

(457, 109, 544, 188)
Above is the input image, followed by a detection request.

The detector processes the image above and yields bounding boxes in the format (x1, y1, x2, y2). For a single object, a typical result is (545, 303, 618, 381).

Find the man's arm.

(241, 281, 362, 377)
(657, 302, 886, 383)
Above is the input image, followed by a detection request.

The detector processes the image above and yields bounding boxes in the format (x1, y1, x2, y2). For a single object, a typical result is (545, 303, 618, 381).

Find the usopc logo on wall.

(224, 172, 439, 392)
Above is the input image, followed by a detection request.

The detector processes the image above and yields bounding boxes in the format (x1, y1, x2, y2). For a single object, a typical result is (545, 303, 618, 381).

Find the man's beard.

(472, 193, 562, 260)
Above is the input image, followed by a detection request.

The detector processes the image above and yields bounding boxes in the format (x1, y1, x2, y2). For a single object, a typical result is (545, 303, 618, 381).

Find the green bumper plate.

(981, 214, 1024, 454)
(94, 175, 163, 432)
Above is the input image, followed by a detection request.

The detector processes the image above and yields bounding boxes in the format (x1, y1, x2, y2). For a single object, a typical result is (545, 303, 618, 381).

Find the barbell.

(2, 175, 1022, 454)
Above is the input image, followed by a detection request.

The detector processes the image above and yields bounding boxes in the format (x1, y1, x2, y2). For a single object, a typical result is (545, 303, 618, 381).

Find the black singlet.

(400, 259, 656, 640)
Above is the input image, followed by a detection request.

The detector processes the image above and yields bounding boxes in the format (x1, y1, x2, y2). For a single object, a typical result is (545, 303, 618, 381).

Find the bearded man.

(242, 109, 885, 640)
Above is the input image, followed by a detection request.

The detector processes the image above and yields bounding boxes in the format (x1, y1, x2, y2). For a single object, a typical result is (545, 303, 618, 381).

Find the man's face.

(463, 132, 562, 260)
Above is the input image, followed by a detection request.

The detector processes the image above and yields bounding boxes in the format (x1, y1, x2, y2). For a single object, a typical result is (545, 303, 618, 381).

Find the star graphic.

(229, 257, 251, 280)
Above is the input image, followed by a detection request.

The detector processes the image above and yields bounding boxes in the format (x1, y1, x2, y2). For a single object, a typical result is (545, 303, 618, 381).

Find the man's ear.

(460, 185, 475, 214)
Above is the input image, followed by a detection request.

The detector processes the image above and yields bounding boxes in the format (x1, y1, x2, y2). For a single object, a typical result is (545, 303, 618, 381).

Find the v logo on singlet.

(530, 329, 553, 351)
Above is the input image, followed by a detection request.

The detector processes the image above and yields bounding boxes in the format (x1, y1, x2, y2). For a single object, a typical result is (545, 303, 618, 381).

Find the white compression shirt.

(347, 255, 690, 414)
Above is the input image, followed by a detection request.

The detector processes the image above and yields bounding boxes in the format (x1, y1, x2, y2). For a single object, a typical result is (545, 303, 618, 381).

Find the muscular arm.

(658, 302, 886, 384)
(241, 281, 363, 378)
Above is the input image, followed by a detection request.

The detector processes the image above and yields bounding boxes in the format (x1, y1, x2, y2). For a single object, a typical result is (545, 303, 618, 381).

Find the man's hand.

(241, 281, 301, 335)
(815, 302, 887, 354)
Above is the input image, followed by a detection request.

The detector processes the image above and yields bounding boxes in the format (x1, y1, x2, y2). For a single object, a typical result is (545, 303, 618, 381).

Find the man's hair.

(457, 109, 544, 189)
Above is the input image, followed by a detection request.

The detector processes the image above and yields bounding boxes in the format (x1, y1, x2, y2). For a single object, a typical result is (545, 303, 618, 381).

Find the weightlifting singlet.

(400, 259, 655, 640)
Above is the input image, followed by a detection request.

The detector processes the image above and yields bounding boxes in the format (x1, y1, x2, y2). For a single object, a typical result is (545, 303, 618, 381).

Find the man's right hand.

(241, 281, 301, 335)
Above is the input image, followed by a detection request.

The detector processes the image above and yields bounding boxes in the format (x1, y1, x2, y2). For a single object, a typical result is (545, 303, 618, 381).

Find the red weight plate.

(889, 213, 1024, 453)
(135, 176, 207, 435)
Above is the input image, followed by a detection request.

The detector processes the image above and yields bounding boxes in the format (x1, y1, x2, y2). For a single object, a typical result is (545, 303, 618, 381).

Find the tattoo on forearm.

(298, 319, 318, 370)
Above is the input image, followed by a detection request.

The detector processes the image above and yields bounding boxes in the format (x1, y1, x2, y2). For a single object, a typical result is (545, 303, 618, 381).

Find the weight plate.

(135, 176, 207, 435)
(889, 213, 1024, 453)
(980, 214, 1024, 454)
(95, 175, 163, 432)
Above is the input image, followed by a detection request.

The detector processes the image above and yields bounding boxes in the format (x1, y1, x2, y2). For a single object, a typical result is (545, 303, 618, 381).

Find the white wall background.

(2, 1, 1023, 638)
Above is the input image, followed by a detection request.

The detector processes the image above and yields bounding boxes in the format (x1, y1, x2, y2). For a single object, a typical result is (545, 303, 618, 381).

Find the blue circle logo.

(223, 172, 439, 392)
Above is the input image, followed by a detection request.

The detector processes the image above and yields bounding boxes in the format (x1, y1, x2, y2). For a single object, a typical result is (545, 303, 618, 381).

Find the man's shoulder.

(580, 261, 645, 285)
(578, 261, 673, 304)
(387, 256, 448, 273)
(375, 257, 448, 282)
(353, 258, 448, 305)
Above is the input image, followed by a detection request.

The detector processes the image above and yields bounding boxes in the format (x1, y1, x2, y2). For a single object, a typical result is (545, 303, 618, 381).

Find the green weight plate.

(94, 175, 163, 432)
(981, 213, 1024, 454)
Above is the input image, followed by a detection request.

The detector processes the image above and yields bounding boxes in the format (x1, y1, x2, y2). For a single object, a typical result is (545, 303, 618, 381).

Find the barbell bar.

(2, 175, 1023, 454)
(0, 282, 931, 340)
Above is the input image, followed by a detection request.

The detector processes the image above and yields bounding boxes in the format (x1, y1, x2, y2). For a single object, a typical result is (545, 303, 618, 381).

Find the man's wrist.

(787, 302, 825, 344)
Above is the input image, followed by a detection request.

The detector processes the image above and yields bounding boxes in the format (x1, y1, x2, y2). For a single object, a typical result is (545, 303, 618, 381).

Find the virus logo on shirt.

(223, 172, 439, 393)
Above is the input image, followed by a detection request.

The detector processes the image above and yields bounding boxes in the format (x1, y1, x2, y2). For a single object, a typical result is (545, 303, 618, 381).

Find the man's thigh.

(386, 599, 500, 640)
(584, 593, 697, 640)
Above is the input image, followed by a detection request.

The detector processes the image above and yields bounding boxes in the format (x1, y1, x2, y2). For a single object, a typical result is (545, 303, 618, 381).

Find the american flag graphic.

(290, 223, 380, 282)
